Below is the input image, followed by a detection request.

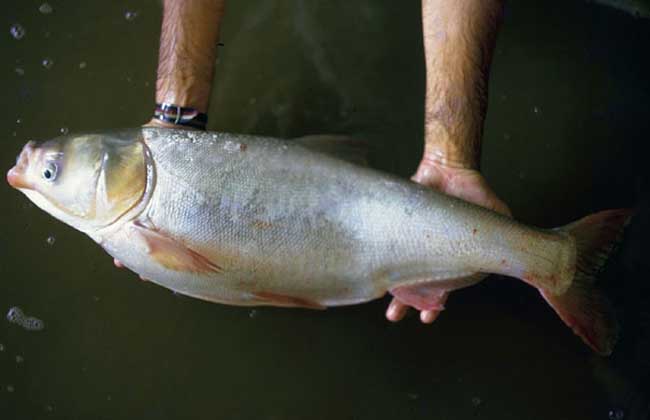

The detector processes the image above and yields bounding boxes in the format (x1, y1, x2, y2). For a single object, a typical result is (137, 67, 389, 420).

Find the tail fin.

(541, 209, 633, 355)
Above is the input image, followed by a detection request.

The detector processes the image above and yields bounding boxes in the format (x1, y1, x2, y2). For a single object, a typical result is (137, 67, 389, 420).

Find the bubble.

(407, 393, 419, 400)
(471, 397, 483, 407)
(15, 67, 25, 76)
(45, 405, 54, 412)
(10, 24, 25, 40)
(609, 407, 625, 420)
(7, 307, 25, 324)
(6, 307, 45, 331)
(16, 118, 21, 124)
(124, 11, 138, 21)
(39, 3, 53, 14)
(0, 343, 4, 351)
(59, 127, 69, 135)
(79, 61, 87, 69)
(22, 317, 45, 331)
(248, 309, 257, 319)
(16, 355, 24, 364)
(42, 58, 54, 70)
(533, 106, 541, 114)
(46, 236, 56, 246)
(7, 385, 14, 393)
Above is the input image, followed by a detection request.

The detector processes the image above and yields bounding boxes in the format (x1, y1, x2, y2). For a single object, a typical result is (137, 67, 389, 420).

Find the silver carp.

(6, 128, 630, 354)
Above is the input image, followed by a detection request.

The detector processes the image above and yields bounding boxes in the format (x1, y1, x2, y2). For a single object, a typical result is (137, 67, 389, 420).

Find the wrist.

(155, 76, 212, 113)
(421, 139, 480, 170)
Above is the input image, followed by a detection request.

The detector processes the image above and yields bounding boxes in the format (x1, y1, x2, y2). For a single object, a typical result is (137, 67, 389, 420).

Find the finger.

(113, 258, 124, 268)
(420, 309, 441, 324)
(386, 298, 409, 322)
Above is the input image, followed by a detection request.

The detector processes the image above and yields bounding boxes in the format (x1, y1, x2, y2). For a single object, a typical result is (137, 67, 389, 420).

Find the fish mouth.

(6, 141, 36, 190)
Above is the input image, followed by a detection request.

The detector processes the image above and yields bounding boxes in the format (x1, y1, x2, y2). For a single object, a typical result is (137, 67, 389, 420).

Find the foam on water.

(6, 306, 45, 331)
(9, 24, 25, 40)
(39, 3, 53, 14)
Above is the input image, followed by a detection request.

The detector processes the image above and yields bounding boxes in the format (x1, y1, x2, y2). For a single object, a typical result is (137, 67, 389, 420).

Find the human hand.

(385, 157, 511, 323)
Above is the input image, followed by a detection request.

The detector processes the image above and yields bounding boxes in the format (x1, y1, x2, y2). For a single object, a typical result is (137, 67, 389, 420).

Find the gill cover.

(93, 135, 148, 226)
(41, 132, 148, 228)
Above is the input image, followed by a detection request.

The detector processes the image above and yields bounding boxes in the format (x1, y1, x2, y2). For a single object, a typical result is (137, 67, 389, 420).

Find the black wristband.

(154, 103, 208, 130)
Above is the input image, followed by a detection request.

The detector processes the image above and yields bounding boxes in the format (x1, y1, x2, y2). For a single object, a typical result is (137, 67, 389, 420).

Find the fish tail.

(540, 209, 633, 355)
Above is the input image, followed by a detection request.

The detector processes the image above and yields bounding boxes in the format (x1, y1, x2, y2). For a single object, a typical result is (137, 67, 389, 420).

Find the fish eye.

(42, 162, 58, 182)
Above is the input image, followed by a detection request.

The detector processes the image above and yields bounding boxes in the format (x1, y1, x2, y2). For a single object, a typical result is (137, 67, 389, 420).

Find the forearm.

(155, 0, 226, 113)
(421, 0, 503, 169)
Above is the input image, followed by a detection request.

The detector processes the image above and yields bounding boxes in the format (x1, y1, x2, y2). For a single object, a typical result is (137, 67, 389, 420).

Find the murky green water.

(1, 1, 649, 419)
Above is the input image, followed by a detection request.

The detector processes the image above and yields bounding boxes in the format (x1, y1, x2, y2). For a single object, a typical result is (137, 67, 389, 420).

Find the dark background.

(0, 1, 649, 419)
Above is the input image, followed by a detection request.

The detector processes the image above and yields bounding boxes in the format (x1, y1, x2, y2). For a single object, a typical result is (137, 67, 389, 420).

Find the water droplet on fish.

(46, 235, 56, 245)
(15, 67, 25, 76)
(79, 61, 87, 69)
(39, 3, 53, 14)
(124, 10, 138, 21)
(15, 355, 24, 364)
(608, 408, 625, 420)
(223, 141, 241, 152)
(60, 127, 69, 135)
(7, 385, 15, 393)
(471, 397, 482, 407)
(9, 24, 25, 40)
(42, 58, 54, 70)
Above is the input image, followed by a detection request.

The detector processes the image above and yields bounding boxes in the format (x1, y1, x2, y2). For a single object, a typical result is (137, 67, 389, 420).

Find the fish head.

(7, 132, 148, 232)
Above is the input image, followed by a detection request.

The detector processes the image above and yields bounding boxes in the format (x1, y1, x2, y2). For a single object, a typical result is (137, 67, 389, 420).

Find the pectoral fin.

(131, 222, 223, 274)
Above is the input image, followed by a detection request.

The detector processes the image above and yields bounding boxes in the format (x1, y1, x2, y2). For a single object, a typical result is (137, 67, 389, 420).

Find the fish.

(6, 128, 631, 355)
(589, 0, 650, 19)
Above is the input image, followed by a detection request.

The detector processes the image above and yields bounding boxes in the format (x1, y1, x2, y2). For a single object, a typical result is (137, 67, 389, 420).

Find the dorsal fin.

(294, 135, 368, 166)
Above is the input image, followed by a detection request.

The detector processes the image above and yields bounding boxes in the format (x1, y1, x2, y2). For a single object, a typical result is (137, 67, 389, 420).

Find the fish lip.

(7, 141, 36, 190)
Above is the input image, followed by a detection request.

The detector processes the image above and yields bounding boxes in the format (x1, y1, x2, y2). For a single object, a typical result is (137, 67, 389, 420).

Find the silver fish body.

(8, 127, 629, 354)
(92, 128, 571, 307)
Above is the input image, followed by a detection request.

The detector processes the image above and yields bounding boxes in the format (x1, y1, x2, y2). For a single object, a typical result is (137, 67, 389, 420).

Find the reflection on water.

(0, 0, 649, 419)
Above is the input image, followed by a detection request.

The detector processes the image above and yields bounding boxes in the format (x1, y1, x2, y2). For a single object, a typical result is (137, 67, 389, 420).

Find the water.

(1, 0, 649, 419)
